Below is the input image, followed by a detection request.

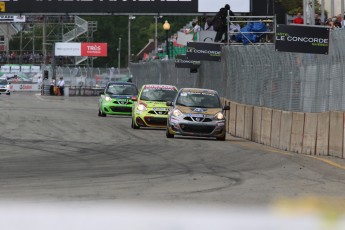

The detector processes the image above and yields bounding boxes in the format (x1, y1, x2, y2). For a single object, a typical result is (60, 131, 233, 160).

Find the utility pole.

(118, 37, 121, 73)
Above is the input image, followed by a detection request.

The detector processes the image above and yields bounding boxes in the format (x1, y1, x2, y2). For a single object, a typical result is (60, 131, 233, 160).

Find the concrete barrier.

(290, 112, 305, 154)
(236, 104, 245, 138)
(244, 105, 253, 140)
(229, 102, 237, 136)
(329, 111, 343, 158)
(260, 108, 272, 145)
(316, 112, 330, 156)
(271, 110, 282, 148)
(252, 107, 262, 143)
(302, 113, 318, 155)
(225, 100, 231, 134)
(279, 111, 293, 151)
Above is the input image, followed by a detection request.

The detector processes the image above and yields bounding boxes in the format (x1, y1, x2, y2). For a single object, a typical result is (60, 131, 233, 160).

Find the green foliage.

(277, 0, 322, 15)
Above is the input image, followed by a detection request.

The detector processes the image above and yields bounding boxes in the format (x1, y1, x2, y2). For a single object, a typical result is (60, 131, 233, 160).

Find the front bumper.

(0, 87, 10, 94)
(100, 100, 133, 115)
(167, 115, 226, 137)
(134, 108, 169, 128)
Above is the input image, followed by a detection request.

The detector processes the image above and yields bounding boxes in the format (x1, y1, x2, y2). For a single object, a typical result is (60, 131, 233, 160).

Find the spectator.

(204, 17, 214, 31)
(293, 12, 304, 24)
(186, 21, 201, 41)
(334, 14, 342, 28)
(212, 4, 235, 42)
(57, 77, 65, 96)
(315, 14, 321, 25)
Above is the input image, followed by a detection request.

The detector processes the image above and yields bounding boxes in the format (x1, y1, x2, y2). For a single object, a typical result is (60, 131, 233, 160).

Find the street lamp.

(163, 20, 170, 59)
(117, 37, 121, 73)
(128, 15, 135, 69)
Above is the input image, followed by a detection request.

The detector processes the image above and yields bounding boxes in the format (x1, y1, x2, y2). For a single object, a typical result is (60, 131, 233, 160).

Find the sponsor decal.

(275, 25, 330, 55)
(144, 85, 176, 91)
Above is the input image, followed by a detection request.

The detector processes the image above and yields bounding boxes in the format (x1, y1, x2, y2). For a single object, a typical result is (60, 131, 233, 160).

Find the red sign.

(81, 43, 107, 57)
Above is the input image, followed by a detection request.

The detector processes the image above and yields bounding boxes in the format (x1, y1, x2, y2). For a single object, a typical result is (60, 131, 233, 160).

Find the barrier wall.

(225, 100, 345, 159)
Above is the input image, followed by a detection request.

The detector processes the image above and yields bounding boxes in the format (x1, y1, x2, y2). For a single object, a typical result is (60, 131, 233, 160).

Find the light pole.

(117, 37, 121, 73)
(128, 16, 135, 69)
(154, 15, 162, 54)
(163, 20, 170, 59)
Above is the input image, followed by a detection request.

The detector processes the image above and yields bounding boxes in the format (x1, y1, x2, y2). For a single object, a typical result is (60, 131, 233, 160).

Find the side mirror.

(223, 105, 230, 111)
(132, 96, 138, 101)
(166, 101, 173, 106)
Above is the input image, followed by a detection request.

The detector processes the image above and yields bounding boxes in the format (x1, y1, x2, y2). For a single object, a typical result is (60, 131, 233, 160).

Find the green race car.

(131, 84, 178, 129)
(98, 82, 138, 117)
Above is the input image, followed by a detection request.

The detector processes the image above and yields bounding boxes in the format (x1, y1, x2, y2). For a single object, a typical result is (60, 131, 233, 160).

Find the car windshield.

(0, 79, 7, 85)
(106, 84, 138, 95)
(140, 87, 177, 102)
(176, 92, 221, 108)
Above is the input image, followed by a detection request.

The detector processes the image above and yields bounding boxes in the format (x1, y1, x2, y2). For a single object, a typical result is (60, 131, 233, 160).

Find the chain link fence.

(131, 29, 345, 113)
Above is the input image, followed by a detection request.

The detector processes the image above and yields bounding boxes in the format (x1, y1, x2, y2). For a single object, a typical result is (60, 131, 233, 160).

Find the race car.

(131, 84, 178, 129)
(0, 78, 10, 95)
(166, 88, 230, 140)
(98, 82, 138, 117)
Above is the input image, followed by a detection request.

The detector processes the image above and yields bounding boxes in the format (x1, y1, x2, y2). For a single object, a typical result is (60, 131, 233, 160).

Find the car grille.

(0, 89, 6, 92)
(184, 117, 212, 122)
(180, 124, 216, 134)
(144, 117, 167, 126)
(113, 100, 133, 105)
(110, 106, 132, 113)
(148, 110, 168, 115)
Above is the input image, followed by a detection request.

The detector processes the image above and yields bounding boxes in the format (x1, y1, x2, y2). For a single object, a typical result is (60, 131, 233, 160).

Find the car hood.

(175, 105, 222, 115)
(108, 95, 134, 99)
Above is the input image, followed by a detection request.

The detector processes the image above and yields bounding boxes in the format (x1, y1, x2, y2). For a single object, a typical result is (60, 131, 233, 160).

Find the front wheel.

(216, 133, 226, 141)
(131, 118, 140, 129)
(99, 109, 106, 117)
(166, 127, 174, 138)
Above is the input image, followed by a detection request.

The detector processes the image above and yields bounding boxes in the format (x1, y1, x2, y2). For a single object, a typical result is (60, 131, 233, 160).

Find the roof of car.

(108, 82, 135, 86)
(180, 88, 218, 94)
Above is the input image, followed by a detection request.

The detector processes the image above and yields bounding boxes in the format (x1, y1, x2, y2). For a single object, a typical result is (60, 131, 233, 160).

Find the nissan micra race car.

(131, 84, 178, 129)
(98, 82, 138, 117)
(0, 78, 10, 95)
(166, 88, 230, 140)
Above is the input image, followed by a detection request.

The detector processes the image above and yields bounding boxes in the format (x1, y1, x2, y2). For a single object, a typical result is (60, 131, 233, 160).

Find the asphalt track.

(1, 92, 345, 206)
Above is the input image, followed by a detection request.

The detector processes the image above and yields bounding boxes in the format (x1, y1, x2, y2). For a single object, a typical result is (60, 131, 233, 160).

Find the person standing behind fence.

(57, 77, 65, 96)
(212, 4, 234, 43)
(186, 21, 201, 41)
(292, 12, 304, 24)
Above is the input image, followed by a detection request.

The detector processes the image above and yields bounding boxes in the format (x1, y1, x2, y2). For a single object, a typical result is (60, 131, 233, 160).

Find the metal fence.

(131, 29, 345, 113)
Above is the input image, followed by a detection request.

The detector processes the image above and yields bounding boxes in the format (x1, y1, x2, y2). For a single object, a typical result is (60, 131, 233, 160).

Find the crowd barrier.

(223, 98, 345, 159)
(41, 85, 104, 96)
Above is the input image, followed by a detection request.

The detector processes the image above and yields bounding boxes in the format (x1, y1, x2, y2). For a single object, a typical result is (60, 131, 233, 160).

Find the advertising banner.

(175, 55, 201, 68)
(275, 25, 330, 55)
(186, 42, 222, 62)
(199, 31, 217, 43)
(55, 42, 81, 56)
(81, 43, 107, 57)
(3, 0, 198, 14)
(1, 65, 10, 73)
(0, 15, 25, 22)
(55, 42, 108, 57)
(198, 0, 250, 13)
(21, 66, 30, 73)
(11, 65, 20, 73)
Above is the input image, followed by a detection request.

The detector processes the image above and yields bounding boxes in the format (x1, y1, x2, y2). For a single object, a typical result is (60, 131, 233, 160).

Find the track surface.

(1, 92, 345, 206)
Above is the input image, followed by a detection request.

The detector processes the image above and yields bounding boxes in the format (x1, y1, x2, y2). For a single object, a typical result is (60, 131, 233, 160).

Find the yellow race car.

(131, 84, 178, 129)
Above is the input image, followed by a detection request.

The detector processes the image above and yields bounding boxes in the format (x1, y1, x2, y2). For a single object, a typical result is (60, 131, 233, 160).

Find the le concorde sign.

(275, 25, 330, 55)
(0, 0, 198, 14)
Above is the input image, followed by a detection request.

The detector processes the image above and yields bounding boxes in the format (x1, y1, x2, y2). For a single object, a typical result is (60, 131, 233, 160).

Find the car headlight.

(173, 109, 182, 117)
(137, 104, 146, 111)
(105, 96, 111, 102)
(215, 112, 224, 120)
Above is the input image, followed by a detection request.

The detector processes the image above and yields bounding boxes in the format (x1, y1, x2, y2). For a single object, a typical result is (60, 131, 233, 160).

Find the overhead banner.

(175, 55, 201, 68)
(198, 0, 250, 13)
(186, 42, 222, 62)
(2, 0, 198, 14)
(55, 42, 107, 57)
(275, 25, 330, 55)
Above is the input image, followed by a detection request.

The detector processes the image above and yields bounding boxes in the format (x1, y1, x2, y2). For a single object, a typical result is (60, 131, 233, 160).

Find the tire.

(99, 109, 106, 117)
(166, 127, 174, 138)
(216, 133, 226, 141)
(6, 92, 10, 95)
(131, 118, 140, 129)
